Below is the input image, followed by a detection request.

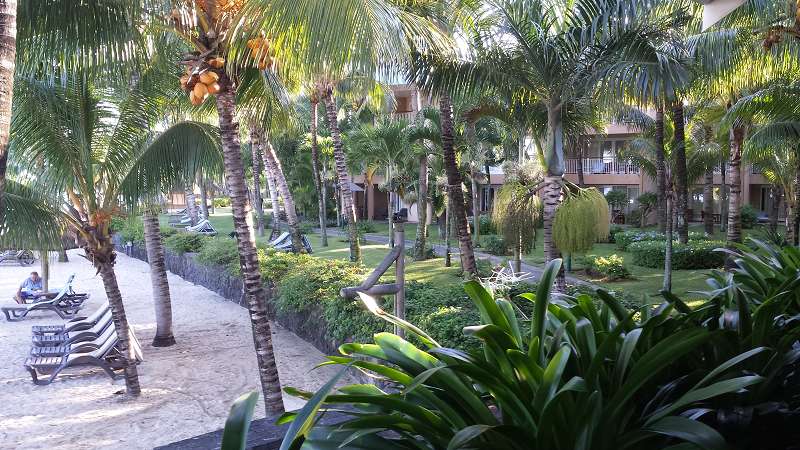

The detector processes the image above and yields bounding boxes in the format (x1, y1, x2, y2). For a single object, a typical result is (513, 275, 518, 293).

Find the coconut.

(193, 82, 208, 98)
(199, 71, 219, 84)
(207, 82, 221, 94)
(208, 57, 225, 69)
(180, 75, 190, 90)
(189, 91, 203, 106)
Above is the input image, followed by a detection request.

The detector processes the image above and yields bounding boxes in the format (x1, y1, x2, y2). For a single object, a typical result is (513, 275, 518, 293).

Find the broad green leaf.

(645, 416, 728, 450)
(221, 391, 259, 450)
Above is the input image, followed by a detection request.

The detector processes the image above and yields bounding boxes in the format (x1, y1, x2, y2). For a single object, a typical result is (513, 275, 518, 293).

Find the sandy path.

(0, 250, 353, 449)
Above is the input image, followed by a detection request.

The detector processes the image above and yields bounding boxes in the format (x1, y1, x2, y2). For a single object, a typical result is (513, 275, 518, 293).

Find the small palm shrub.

(629, 240, 726, 269)
(481, 234, 508, 255)
(478, 214, 495, 234)
(740, 204, 759, 229)
(585, 254, 631, 280)
(164, 232, 208, 254)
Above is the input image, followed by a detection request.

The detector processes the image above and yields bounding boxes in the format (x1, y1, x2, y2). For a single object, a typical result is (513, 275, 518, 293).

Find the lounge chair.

(273, 234, 313, 254)
(30, 321, 116, 358)
(31, 302, 110, 336)
(31, 310, 112, 346)
(25, 329, 144, 385)
(268, 232, 290, 247)
(19, 274, 78, 304)
(186, 219, 217, 236)
(3, 291, 88, 322)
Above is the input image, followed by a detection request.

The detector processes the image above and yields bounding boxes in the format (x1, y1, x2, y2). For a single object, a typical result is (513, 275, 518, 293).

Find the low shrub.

(741, 204, 759, 229)
(356, 221, 378, 234)
(196, 238, 241, 274)
(478, 215, 495, 235)
(160, 226, 178, 239)
(584, 254, 631, 280)
(164, 232, 208, 254)
(213, 197, 231, 208)
(258, 248, 315, 282)
(608, 225, 625, 243)
(113, 217, 144, 245)
(628, 239, 726, 269)
(615, 229, 709, 250)
(475, 258, 495, 278)
(625, 209, 642, 227)
(404, 246, 437, 260)
(481, 235, 508, 256)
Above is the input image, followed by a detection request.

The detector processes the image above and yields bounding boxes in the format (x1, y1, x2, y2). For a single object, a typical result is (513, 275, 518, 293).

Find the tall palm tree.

(142, 209, 175, 347)
(0, 1, 148, 216)
(408, 107, 443, 260)
(260, 128, 303, 252)
(170, 0, 284, 415)
(309, 95, 328, 246)
(248, 133, 266, 237)
(412, 0, 685, 288)
(7, 70, 221, 396)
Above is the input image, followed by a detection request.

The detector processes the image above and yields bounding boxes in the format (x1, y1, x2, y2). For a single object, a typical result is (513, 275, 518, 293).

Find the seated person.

(15, 271, 44, 304)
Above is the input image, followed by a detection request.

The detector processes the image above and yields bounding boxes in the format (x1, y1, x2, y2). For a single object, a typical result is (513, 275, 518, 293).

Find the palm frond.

(0, 180, 66, 250)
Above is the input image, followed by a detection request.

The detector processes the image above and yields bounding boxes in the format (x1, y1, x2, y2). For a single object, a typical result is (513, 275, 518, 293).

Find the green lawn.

(161, 209, 778, 301)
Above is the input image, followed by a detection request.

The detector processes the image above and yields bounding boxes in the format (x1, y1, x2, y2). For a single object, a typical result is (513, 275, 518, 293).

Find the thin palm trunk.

(198, 171, 209, 220)
(663, 189, 673, 292)
(794, 152, 800, 246)
(250, 129, 266, 237)
(208, 182, 215, 215)
(143, 211, 175, 347)
(185, 186, 198, 226)
(471, 170, 480, 246)
(672, 102, 688, 244)
(215, 80, 283, 416)
(93, 247, 140, 396)
(262, 134, 303, 253)
(444, 195, 451, 267)
(655, 106, 667, 234)
(322, 90, 360, 262)
(576, 145, 585, 187)
(414, 154, 429, 260)
(769, 187, 781, 233)
(439, 94, 476, 276)
(40, 252, 49, 291)
(720, 160, 728, 232)
(543, 101, 566, 291)
(703, 170, 714, 235)
(726, 127, 744, 248)
(0, 0, 16, 218)
(265, 163, 281, 237)
(310, 100, 328, 247)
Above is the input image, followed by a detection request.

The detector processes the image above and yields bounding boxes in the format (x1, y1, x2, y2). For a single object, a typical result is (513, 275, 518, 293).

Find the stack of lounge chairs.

(269, 231, 313, 254)
(4, 276, 89, 321)
(24, 301, 144, 385)
(185, 219, 218, 236)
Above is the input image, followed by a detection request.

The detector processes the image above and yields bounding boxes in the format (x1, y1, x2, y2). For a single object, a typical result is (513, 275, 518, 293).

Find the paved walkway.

(322, 228, 599, 289)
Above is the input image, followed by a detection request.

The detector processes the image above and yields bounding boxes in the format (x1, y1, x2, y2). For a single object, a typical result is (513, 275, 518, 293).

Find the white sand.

(0, 250, 354, 449)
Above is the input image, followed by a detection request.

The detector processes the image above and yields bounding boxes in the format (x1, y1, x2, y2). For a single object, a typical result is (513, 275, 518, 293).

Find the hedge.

(628, 240, 726, 269)
(584, 254, 631, 280)
(615, 230, 709, 250)
(164, 232, 209, 254)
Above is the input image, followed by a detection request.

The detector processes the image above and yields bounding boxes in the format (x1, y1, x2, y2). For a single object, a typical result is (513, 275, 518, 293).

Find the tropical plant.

(275, 259, 773, 449)
(143, 208, 176, 347)
(4, 70, 221, 395)
(492, 180, 541, 272)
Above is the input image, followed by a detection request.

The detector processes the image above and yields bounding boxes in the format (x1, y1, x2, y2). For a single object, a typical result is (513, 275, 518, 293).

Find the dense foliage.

(164, 232, 209, 254)
(585, 254, 631, 281)
(481, 234, 509, 256)
(740, 204, 759, 229)
(629, 240, 726, 269)
(615, 230, 709, 251)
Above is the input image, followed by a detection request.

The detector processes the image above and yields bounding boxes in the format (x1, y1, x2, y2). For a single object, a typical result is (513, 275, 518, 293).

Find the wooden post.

(395, 221, 405, 338)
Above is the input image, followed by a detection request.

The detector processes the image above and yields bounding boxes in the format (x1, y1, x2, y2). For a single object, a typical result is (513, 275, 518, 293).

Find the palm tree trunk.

(198, 171, 209, 220)
(720, 160, 728, 232)
(703, 169, 714, 235)
(40, 251, 49, 292)
(215, 79, 284, 416)
(249, 131, 266, 237)
(576, 144, 585, 187)
(663, 189, 673, 292)
(310, 100, 328, 247)
(208, 182, 216, 215)
(93, 247, 140, 396)
(414, 154, 429, 260)
(322, 89, 360, 262)
(439, 94, 476, 276)
(0, 0, 16, 218)
(794, 153, 800, 246)
(262, 134, 303, 253)
(726, 127, 744, 253)
(769, 187, 781, 233)
(544, 101, 566, 291)
(471, 169, 480, 246)
(185, 186, 198, 226)
(444, 194, 451, 267)
(655, 106, 667, 234)
(265, 162, 281, 237)
(143, 211, 175, 347)
(514, 234, 522, 273)
(672, 102, 688, 244)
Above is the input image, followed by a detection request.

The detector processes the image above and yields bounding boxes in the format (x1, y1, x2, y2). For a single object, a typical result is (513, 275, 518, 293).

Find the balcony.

(565, 158, 640, 175)
(389, 111, 417, 122)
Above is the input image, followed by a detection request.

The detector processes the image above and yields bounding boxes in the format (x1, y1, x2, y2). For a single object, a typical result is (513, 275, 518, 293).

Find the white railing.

(390, 111, 417, 122)
(565, 158, 639, 175)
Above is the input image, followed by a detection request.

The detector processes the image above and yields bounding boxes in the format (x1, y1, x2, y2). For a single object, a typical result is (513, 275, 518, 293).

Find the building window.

(396, 96, 412, 113)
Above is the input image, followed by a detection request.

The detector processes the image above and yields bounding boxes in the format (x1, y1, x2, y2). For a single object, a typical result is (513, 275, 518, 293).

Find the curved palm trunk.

(322, 90, 360, 262)
(249, 131, 266, 237)
(261, 135, 303, 253)
(655, 106, 667, 234)
(185, 186, 198, 226)
(726, 126, 745, 268)
(414, 154, 429, 260)
(310, 100, 328, 247)
(0, 0, 16, 218)
(703, 170, 714, 235)
(215, 80, 284, 416)
(672, 102, 688, 244)
(439, 94, 476, 276)
(143, 211, 175, 347)
(544, 101, 566, 291)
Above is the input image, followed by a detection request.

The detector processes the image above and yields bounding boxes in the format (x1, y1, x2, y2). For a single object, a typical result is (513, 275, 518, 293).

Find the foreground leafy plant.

(278, 259, 767, 449)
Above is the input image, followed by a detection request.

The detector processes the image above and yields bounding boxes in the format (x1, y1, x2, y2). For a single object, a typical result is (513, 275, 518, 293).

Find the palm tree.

(248, 133, 266, 237)
(412, 0, 685, 288)
(309, 95, 328, 246)
(7, 69, 221, 395)
(142, 209, 175, 347)
(0, 1, 148, 216)
(260, 128, 303, 253)
(170, 0, 285, 415)
(408, 107, 443, 260)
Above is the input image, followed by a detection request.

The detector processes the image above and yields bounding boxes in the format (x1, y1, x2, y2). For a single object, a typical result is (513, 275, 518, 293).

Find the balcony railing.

(389, 111, 417, 122)
(565, 158, 640, 175)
